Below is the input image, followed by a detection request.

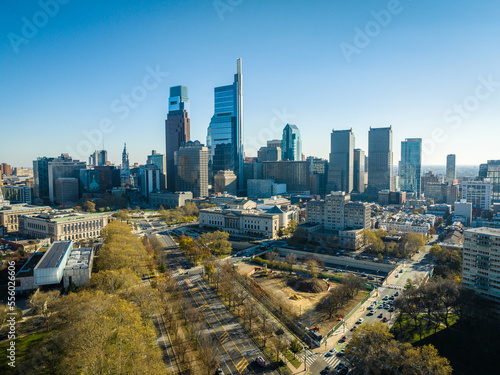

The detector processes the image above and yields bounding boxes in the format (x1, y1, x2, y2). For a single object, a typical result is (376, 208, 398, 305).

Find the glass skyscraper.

(479, 160, 500, 202)
(400, 138, 422, 197)
(368, 126, 393, 193)
(207, 58, 244, 192)
(281, 124, 302, 161)
(446, 154, 456, 184)
(165, 85, 190, 192)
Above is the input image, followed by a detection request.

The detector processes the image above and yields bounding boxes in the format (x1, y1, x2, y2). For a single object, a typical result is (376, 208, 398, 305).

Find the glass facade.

(368, 127, 393, 192)
(281, 124, 302, 161)
(446, 154, 456, 183)
(327, 129, 354, 194)
(207, 59, 244, 191)
(480, 160, 500, 202)
(400, 138, 422, 196)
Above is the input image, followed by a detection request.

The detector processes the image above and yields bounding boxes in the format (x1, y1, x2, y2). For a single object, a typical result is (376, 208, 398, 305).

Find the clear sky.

(1, 0, 500, 168)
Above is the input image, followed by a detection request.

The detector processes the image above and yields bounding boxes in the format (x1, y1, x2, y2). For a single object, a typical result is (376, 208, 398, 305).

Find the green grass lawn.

(391, 314, 458, 343)
(0, 331, 50, 374)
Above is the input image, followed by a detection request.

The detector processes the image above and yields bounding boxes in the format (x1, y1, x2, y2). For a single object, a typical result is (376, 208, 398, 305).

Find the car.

(399, 269, 404, 273)
(382, 317, 388, 322)
(339, 367, 349, 375)
(336, 348, 345, 357)
(321, 365, 332, 374)
(325, 348, 337, 357)
(367, 311, 374, 316)
(350, 325, 358, 331)
(356, 318, 364, 324)
(335, 363, 345, 372)
(395, 274, 399, 278)
(395, 291, 399, 296)
(256, 357, 265, 367)
(384, 305, 390, 309)
(339, 335, 348, 343)
(378, 304, 384, 309)
(216, 368, 224, 375)
(378, 313, 384, 318)
(389, 308, 395, 312)
(382, 296, 388, 300)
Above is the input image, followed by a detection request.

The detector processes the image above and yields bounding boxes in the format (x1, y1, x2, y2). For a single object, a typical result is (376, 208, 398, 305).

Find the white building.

(199, 207, 279, 238)
(19, 211, 110, 241)
(454, 200, 472, 225)
(463, 228, 500, 316)
(149, 191, 193, 208)
(462, 181, 492, 211)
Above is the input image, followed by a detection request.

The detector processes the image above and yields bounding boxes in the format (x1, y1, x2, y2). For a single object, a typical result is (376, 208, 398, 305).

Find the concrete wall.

(276, 247, 396, 273)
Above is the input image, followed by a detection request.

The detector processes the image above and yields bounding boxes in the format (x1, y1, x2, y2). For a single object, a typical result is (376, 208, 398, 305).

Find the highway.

(157, 234, 278, 375)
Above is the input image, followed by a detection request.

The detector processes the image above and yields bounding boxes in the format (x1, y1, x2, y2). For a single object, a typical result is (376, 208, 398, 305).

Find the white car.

(356, 318, 364, 324)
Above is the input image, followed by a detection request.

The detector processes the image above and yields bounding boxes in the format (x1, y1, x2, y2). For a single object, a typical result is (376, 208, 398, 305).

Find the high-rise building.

(165, 85, 190, 192)
(147, 150, 167, 190)
(368, 126, 393, 193)
(0, 163, 13, 176)
(33, 156, 54, 201)
(207, 58, 244, 191)
(308, 157, 328, 196)
(54, 177, 79, 204)
(462, 180, 492, 210)
(327, 129, 354, 194)
(267, 139, 282, 149)
(479, 160, 500, 203)
(281, 124, 302, 161)
(353, 149, 365, 193)
(214, 170, 237, 195)
(258, 146, 281, 162)
(140, 164, 161, 198)
(175, 141, 209, 198)
(88, 150, 108, 167)
(262, 161, 310, 194)
(47, 154, 86, 204)
(446, 154, 456, 184)
(400, 138, 422, 197)
(463, 227, 500, 317)
(120, 144, 132, 186)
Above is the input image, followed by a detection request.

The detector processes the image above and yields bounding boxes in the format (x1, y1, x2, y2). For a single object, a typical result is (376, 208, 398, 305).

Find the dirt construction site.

(236, 262, 367, 336)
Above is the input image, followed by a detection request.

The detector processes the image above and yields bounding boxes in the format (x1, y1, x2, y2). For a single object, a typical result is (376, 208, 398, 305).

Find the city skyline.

(2, 1, 500, 167)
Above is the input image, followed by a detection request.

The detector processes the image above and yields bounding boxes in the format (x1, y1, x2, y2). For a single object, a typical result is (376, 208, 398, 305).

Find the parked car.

(356, 318, 364, 324)
(350, 325, 358, 331)
(339, 335, 348, 343)
(321, 365, 331, 374)
(325, 348, 337, 357)
(367, 311, 374, 316)
(378, 313, 384, 318)
(382, 317, 388, 322)
(256, 357, 265, 367)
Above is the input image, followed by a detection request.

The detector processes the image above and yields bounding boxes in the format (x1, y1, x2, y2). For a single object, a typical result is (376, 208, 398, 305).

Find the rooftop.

(64, 247, 92, 270)
(35, 241, 72, 269)
(465, 227, 500, 236)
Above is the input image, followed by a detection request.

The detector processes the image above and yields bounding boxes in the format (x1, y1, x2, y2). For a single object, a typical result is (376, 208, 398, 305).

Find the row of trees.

(177, 231, 232, 264)
(362, 229, 426, 259)
(14, 220, 170, 374)
(346, 323, 452, 375)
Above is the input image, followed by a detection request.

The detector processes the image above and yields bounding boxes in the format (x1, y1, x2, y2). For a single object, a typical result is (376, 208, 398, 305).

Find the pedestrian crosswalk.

(302, 349, 341, 369)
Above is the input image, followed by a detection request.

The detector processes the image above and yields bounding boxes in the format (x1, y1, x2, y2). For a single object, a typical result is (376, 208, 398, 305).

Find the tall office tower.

(353, 149, 365, 193)
(462, 180, 492, 210)
(463, 228, 500, 317)
(308, 157, 328, 196)
(120, 144, 132, 186)
(54, 177, 79, 204)
(175, 141, 209, 198)
(88, 150, 108, 167)
(327, 129, 354, 194)
(267, 139, 282, 149)
(33, 156, 54, 201)
(207, 58, 244, 192)
(281, 124, 302, 161)
(478, 160, 500, 202)
(165, 85, 190, 191)
(368, 126, 393, 193)
(446, 154, 456, 184)
(140, 164, 161, 198)
(147, 150, 167, 190)
(258, 146, 281, 162)
(400, 138, 422, 197)
(47, 154, 86, 203)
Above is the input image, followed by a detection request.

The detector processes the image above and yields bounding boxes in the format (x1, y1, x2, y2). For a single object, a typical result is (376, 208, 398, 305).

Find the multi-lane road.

(157, 234, 278, 375)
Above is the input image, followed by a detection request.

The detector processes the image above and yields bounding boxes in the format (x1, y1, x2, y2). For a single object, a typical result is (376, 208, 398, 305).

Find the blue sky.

(1, 0, 500, 168)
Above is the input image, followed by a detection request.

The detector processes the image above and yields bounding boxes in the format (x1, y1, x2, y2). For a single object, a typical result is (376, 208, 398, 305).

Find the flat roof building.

(34, 241, 73, 286)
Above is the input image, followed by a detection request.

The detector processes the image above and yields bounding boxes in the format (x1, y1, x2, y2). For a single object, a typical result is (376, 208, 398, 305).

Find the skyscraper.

(89, 150, 108, 167)
(47, 154, 86, 203)
(479, 160, 500, 202)
(175, 141, 209, 198)
(281, 124, 302, 161)
(446, 154, 456, 184)
(353, 149, 365, 193)
(207, 58, 244, 192)
(147, 150, 167, 190)
(165, 85, 190, 192)
(400, 138, 422, 197)
(33, 156, 54, 201)
(368, 126, 393, 193)
(120, 144, 132, 186)
(327, 129, 354, 194)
